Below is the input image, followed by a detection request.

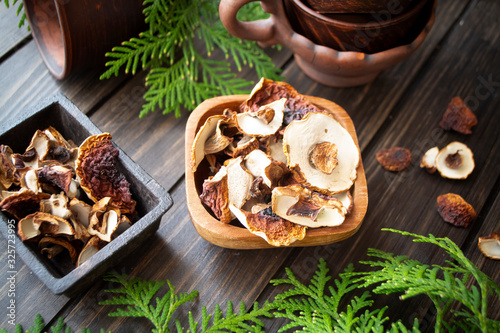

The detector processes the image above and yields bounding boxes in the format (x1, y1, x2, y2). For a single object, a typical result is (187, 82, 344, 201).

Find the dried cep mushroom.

(437, 193, 476, 227)
(39, 236, 80, 265)
(235, 98, 285, 137)
(225, 156, 254, 209)
(17, 212, 75, 241)
(225, 135, 259, 158)
(283, 112, 359, 194)
(36, 164, 74, 195)
(420, 146, 439, 173)
(0, 145, 18, 190)
(78, 236, 106, 266)
(40, 192, 72, 219)
(0, 189, 45, 220)
(309, 142, 338, 175)
(75, 133, 136, 215)
(199, 165, 232, 224)
(244, 149, 287, 189)
(435, 142, 474, 179)
(439, 97, 477, 134)
(88, 197, 131, 242)
(376, 147, 411, 172)
(477, 233, 500, 260)
(229, 203, 306, 246)
(264, 136, 287, 164)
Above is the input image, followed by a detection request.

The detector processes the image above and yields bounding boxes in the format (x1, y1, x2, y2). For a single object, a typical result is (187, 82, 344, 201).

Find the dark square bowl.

(0, 93, 172, 296)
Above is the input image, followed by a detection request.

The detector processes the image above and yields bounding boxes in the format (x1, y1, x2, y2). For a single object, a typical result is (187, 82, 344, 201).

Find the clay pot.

(22, 0, 146, 79)
(306, 0, 417, 14)
(219, 0, 436, 87)
(284, 0, 430, 54)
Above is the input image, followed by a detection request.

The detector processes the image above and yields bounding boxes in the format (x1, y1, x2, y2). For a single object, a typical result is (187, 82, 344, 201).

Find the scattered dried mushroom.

(420, 142, 475, 179)
(376, 147, 411, 172)
(439, 96, 477, 134)
(0, 128, 136, 267)
(477, 233, 500, 260)
(436, 193, 476, 228)
(192, 78, 360, 246)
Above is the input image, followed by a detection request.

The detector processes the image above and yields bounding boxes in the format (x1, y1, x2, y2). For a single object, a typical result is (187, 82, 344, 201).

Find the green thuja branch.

(100, 0, 282, 118)
(3, 0, 27, 28)
(0, 314, 106, 333)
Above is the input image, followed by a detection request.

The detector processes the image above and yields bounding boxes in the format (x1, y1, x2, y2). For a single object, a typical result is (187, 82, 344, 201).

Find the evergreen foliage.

(100, 0, 283, 118)
(3, 0, 27, 28)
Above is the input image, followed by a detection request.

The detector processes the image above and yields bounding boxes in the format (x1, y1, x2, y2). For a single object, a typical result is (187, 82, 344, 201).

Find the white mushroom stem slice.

(271, 185, 345, 228)
(420, 146, 439, 174)
(89, 208, 123, 242)
(40, 192, 72, 219)
(478, 233, 500, 260)
(235, 98, 286, 137)
(244, 149, 286, 188)
(283, 112, 359, 194)
(225, 156, 254, 209)
(78, 236, 105, 266)
(229, 203, 306, 247)
(435, 142, 474, 179)
(191, 115, 230, 172)
(18, 212, 75, 241)
(69, 198, 92, 228)
(266, 137, 287, 164)
(19, 168, 42, 193)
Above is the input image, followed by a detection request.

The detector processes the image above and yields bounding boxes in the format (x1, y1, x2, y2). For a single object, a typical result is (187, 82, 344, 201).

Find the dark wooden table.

(0, 0, 498, 331)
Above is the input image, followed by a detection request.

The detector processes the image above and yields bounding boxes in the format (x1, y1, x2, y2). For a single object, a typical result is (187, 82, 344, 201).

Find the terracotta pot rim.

(290, 0, 428, 29)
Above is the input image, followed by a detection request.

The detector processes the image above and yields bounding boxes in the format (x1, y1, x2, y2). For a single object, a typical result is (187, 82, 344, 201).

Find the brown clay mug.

(219, 0, 435, 87)
(306, 0, 417, 14)
(22, 0, 146, 79)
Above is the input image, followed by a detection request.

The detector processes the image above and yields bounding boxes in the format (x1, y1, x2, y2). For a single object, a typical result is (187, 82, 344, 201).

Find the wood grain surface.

(0, 0, 498, 331)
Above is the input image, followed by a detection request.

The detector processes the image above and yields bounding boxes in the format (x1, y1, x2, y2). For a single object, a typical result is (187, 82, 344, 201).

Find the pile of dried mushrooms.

(0, 128, 136, 267)
(191, 78, 360, 246)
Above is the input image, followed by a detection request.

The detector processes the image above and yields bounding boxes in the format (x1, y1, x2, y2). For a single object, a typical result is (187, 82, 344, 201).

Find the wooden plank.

(0, 4, 31, 59)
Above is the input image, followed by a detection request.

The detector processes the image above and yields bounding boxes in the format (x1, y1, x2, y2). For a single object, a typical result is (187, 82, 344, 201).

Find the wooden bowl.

(185, 95, 368, 249)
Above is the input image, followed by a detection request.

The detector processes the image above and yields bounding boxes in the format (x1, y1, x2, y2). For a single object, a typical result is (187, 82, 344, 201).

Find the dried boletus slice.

(420, 146, 439, 174)
(0, 145, 18, 190)
(283, 112, 359, 194)
(78, 236, 106, 266)
(477, 233, 500, 260)
(439, 97, 477, 134)
(0, 189, 45, 220)
(225, 135, 259, 158)
(435, 142, 474, 179)
(235, 98, 285, 137)
(264, 136, 287, 164)
(376, 147, 411, 172)
(40, 192, 71, 219)
(244, 149, 287, 188)
(225, 156, 254, 209)
(437, 193, 476, 227)
(26, 130, 51, 161)
(88, 197, 130, 242)
(272, 185, 345, 228)
(199, 165, 232, 224)
(69, 198, 92, 228)
(39, 236, 80, 264)
(75, 133, 136, 215)
(229, 203, 306, 246)
(17, 212, 75, 241)
(36, 164, 74, 194)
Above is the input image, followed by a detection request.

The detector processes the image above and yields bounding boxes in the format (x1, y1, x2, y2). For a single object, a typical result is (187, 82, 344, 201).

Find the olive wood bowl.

(185, 95, 368, 249)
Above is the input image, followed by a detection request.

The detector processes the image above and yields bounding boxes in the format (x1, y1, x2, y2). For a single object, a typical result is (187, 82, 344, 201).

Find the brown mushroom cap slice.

(190, 115, 231, 172)
(0, 189, 44, 220)
(420, 146, 439, 174)
(88, 197, 129, 242)
(478, 233, 500, 260)
(271, 185, 345, 228)
(0, 145, 18, 190)
(283, 112, 360, 194)
(77, 236, 106, 266)
(435, 142, 474, 179)
(39, 236, 79, 264)
(199, 165, 232, 224)
(439, 97, 478, 134)
(204, 119, 234, 155)
(229, 203, 306, 246)
(235, 98, 286, 137)
(40, 192, 72, 219)
(225, 135, 259, 158)
(18, 212, 75, 241)
(36, 164, 74, 194)
(244, 149, 286, 188)
(26, 130, 51, 161)
(437, 193, 476, 228)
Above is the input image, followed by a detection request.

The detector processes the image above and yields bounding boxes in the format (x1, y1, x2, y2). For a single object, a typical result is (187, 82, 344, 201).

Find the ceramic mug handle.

(219, 0, 279, 47)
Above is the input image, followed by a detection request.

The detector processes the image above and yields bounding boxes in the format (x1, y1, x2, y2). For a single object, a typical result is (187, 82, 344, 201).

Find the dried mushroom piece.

(241, 78, 322, 127)
(0, 189, 45, 220)
(69, 198, 92, 228)
(40, 192, 71, 219)
(225, 156, 254, 209)
(264, 136, 287, 164)
(17, 212, 75, 241)
(36, 164, 74, 194)
(199, 165, 232, 224)
(376, 147, 411, 172)
(283, 112, 359, 194)
(26, 130, 51, 161)
(225, 135, 259, 158)
(39, 236, 80, 264)
(309, 142, 338, 175)
(272, 185, 345, 228)
(88, 197, 130, 242)
(75, 133, 136, 215)
(0, 145, 18, 190)
(439, 97, 477, 134)
(437, 193, 476, 227)
(191, 115, 231, 172)
(435, 142, 474, 179)
(478, 233, 500, 260)
(244, 149, 287, 188)
(235, 98, 285, 137)
(204, 119, 234, 155)
(229, 203, 306, 246)
(420, 146, 439, 173)
(78, 236, 106, 266)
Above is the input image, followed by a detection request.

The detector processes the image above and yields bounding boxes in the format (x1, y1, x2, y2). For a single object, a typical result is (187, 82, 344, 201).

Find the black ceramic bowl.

(0, 93, 172, 296)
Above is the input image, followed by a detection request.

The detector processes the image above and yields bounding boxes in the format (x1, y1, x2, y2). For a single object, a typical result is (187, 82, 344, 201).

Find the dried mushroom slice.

(435, 142, 474, 179)
(241, 78, 322, 127)
(36, 164, 74, 194)
(18, 167, 42, 193)
(478, 233, 500, 260)
(190, 115, 231, 172)
(75, 133, 136, 215)
(235, 98, 286, 137)
(437, 193, 476, 228)
(69, 198, 92, 228)
(229, 203, 306, 246)
(271, 185, 345, 228)
(265, 136, 287, 164)
(88, 197, 129, 242)
(0, 145, 18, 190)
(17, 212, 75, 241)
(225, 135, 259, 158)
(225, 156, 254, 209)
(199, 165, 232, 224)
(39, 236, 80, 264)
(204, 119, 234, 155)
(420, 146, 439, 174)
(26, 130, 51, 161)
(78, 236, 106, 266)
(12, 149, 38, 169)
(0, 189, 44, 220)
(439, 97, 477, 134)
(40, 192, 71, 219)
(244, 149, 286, 188)
(376, 147, 411, 172)
(283, 112, 359, 194)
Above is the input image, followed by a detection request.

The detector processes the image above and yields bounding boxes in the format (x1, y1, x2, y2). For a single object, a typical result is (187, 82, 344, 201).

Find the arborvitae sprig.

(100, 0, 283, 118)
(347, 228, 500, 332)
(0, 314, 106, 333)
(3, 0, 27, 28)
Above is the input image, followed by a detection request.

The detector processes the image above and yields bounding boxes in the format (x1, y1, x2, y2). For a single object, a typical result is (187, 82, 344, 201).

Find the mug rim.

(290, 0, 428, 29)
